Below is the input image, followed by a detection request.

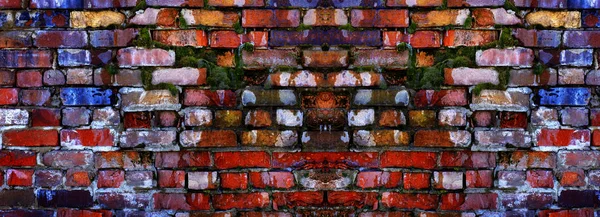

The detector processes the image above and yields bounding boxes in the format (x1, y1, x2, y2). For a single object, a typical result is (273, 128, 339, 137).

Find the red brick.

(537, 129, 590, 147)
(56, 209, 111, 217)
(220, 172, 248, 189)
(0, 0, 22, 8)
(403, 172, 430, 190)
(500, 112, 527, 128)
(0, 70, 15, 86)
(383, 31, 441, 48)
(440, 151, 496, 168)
(443, 30, 497, 47)
(153, 193, 210, 210)
(538, 209, 595, 217)
(65, 169, 91, 187)
(97, 170, 124, 188)
(209, 31, 267, 48)
(356, 171, 402, 188)
(153, 30, 208, 47)
(249, 171, 295, 189)
(158, 170, 186, 188)
(272, 192, 324, 208)
(0, 88, 19, 105)
(381, 192, 438, 210)
(381, 151, 437, 169)
(527, 170, 554, 188)
(414, 89, 468, 107)
(213, 192, 270, 210)
(440, 193, 497, 210)
(60, 129, 114, 146)
(272, 152, 379, 169)
(466, 170, 493, 188)
(0, 150, 36, 167)
(6, 169, 33, 186)
(43, 151, 92, 168)
(328, 191, 378, 208)
(476, 48, 534, 67)
(124, 112, 151, 129)
(184, 89, 237, 107)
(95, 151, 153, 169)
(156, 8, 179, 27)
(30, 109, 60, 127)
(351, 9, 409, 27)
(561, 169, 586, 187)
(214, 152, 270, 169)
(414, 130, 470, 147)
(3, 129, 58, 147)
(17, 70, 42, 87)
(155, 151, 211, 168)
(242, 9, 300, 28)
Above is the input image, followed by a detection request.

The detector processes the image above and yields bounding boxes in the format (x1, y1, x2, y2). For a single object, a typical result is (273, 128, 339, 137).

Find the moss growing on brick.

(133, 0, 146, 11)
(407, 23, 417, 34)
(472, 67, 511, 96)
(463, 16, 473, 28)
(140, 67, 179, 96)
(338, 23, 356, 31)
(503, 0, 521, 13)
(104, 64, 118, 75)
(233, 22, 244, 34)
(296, 23, 313, 32)
(132, 28, 153, 48)
(533, 62, 546, 75)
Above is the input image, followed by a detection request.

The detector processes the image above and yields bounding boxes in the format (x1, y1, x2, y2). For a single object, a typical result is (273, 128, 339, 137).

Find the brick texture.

(0, 0, 597, 216)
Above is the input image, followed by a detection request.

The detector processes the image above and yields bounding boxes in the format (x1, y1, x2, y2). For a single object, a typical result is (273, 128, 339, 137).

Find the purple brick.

(91, 50, 113, 66)
(89, 29, 138, 47)
(30, 0, 84, 9)
(35, 170, 63, 187)
(270, 29, 381, 46)
(266, 0, 319, 7)
(43, 70, 66, 85)
(58, 49, 91, 67)
(35, 30, 87, 48)
(15, 10, 69, 28)
(512, 29, 561, 48)
(0, 31, 32, 48)
(84, 0, 137, 8)
(514, 0, 566, 8)
(539, 49, 560, 66)
(564, 31, 600, 48)
(0, 50, 53, 68)
(21, 89, 52, 106)
(561, 107, 589, 127)
(568, 0, 600, 8)
(332, 0, 384, 7)
(62, 107, 91, 126)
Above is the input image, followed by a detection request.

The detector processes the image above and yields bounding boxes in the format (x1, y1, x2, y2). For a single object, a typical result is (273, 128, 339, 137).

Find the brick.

(448, 0, 503, 6)
(508, 68, 557, 86)
(120, 88, 180, 111)
(180, 130, 238, 147)
(0, 31, 32, 48)
(119, 130, 177, 148)
(381, 192, 438, 210)
(327, 191, 378, 208)
(561, 169, 586, 187)
(561, 107, 589, 127)
(3, 129, 58, 147)
(188, 171, 218, 190)
(499, 151, 556, 169)
(474, 130, 531, 149)
(433, 171, 463, 190)
(95, 151, 153, 169)
(408, 110, 436, 127)
(60, 87, 112, 106)
(387, 0, 443, 6)
(17, 70, 43, 87)
(84, 0, 137, 8)
(272, 192, 324, 208)
(220, 172, 248, 189)
(356, 171, 401, 188)
(183, 109, 212, 126)
(443, 30, 497, 47)
(0, 108, 28, 125)
(381, 151, 436, 169)
(153, 30, 207, 47)
(158, 170, 185, 188)
(270, 29, 381, 47)
(242, 89, 296, 106)
(353, 50, 408, 69)
(265, 0, 319, 7)
(125, 171, 154, 188)
(182, 9, 239, 27)
(30, 0, 84, 8)
(146, 0, 203, 6)
(184, 89, 236, 107)
(14, 10, 70, 28)
(538, 87, 590, 106)
(97, 170, 124, 188)
(35, 30, 87, 48)
(403, 172, 430, 190)
(0, 50, 53, 68)
(242, 9, 299, 28)
(302, 50, 348, 68)
(476, 48, 534, 67)
(241, 130, 297, 146)
(43, 70, 66, 85)
(440, 193, 497, 210)
(70, 11, 125, 28)
(497, 170, 525, 188)
(91, 108, 119, 127)
(61, 129, 114, 147)
(65, 169, 90, 187)
(378, 110, 406, 127)
(213, 192, 270, 210)
(273, 152, 379, 168)
(0, 190, 35, 207)
(269, 71, 324, 87)
(444, 67, 499, 85)
(558, 190, 600, 208)
(414, 130, 471, 147)
(117, 48, 175, 67)
(466, 170, 492, 188)
(471, 88, 530, 112)
(124, 112, 151, 129)
(440, 151, 496, 168)
(214, 110, 242, 127)
(242, 49, 298, 69)
(414, 89, 467, 107)
(411, 9, 469, 27)
(153, 193, 210, 210)
(7, 169, 33, 186)
(537, 129, 590, 148)
(35, 170, 63, 187)
(527, 170, 554, 188)
(21, 89, 51, 106)
(42, 151, 92, 168)
(37, 190, 93, 208)
(214, 151, 270, 169)
(57, 50, 90, 67)
(354, 130, 410, 146)
(351, 9, 409, 27)
(499, 112, 527, 128)
(512, 29, 561, 47)
(502, 193, 553, 209)
(97, 193, 150, 209)
(62, 107, 90, 126)
(304, 9, 347, 26)
(514, 0, 566, 7)
(525, 11, 580, 28)
(0, 0, 22, 8)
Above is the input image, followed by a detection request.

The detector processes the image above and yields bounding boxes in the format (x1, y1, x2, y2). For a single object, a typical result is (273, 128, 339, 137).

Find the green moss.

(498, 27, 520, 48)
(533, 62, 546, 75)
(503, 0, 521, 14)
(154, 83, 179, 96)
(472, 82, 496, 96)
(296, 23, 313, 32)
(104, 64, 118, 75)
(133, 0, 146, 11)
(435, 0, 448, 10)
(338, 23, 356, 31)
(233, 22, 244, 34)
(463, 16, 473, 28)
(241, 42, 254, 52)
(132, 28, 153, 48)
(353, 65, 376, 72)
(407, 22, 417, 34)
(396, 42, 408, 53)
(178, 12, 188, 29)
(472, 67, 511, 96)
(140, 67, 179, 96)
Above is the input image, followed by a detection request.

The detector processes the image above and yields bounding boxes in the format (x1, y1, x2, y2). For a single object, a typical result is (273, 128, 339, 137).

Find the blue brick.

(270, 29, 381, 46)
(58, 49, 91, 67)
(0, 31, 32, 48)
(30, 0, 84, 9)
(560, 49, 593, 66)
(583, 11, 600, 27)
(0, 12, 12, 28)
(60, 88, 112, 106)
(568, 0, 600, 8)
(15, 11, 69, 28)
(539, 87, 590, 106)
(332, 0, 384, 7)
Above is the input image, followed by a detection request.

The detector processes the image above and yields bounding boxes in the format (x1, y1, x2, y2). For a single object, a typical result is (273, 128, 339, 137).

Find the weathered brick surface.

(0, 0, 597, 215)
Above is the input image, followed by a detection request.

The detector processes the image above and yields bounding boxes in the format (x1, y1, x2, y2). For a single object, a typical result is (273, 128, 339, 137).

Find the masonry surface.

(1, 0, 600, 216)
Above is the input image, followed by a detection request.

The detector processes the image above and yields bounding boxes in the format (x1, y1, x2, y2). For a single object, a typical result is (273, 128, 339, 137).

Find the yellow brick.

(70, 11, 125, 28)
(525, 11, 580, 28)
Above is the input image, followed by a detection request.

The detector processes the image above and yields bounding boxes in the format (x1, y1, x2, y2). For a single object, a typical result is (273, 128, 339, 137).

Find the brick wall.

(0, 0, 599, 216)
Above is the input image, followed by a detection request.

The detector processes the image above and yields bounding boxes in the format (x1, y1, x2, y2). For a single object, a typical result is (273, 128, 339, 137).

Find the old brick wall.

(0, 0, 599, 216)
